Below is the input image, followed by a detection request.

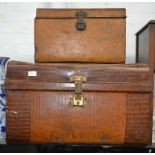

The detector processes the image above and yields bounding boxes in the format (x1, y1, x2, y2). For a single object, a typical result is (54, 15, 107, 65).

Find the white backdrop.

(0, 2, 155, 63)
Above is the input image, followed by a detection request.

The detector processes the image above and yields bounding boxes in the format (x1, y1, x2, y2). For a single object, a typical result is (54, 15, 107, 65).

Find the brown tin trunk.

(136, 20, 155, 72)
(35, 9, 126, 63)
(5, 61, 153, 145)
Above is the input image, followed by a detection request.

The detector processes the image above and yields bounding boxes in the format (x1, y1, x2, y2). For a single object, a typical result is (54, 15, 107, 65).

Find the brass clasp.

(69, 75, 87, 107)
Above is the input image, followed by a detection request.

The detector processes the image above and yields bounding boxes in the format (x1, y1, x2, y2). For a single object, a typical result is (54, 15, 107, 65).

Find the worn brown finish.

(5, 61, 153, 144)
(6, 90, 30, 143)
(136, 20, 155, 73)
(125, 93, 152, 144)
(6, 90, 126, 144)
(30, 91, 126, 144)
(5, 61, 152, 92)
(37, 8, 126, 18)
(35, 9, 126, 63)
(5, 61, 151, 83)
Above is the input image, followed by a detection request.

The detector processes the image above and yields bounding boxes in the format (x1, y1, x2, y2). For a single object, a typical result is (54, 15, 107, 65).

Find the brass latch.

(69, 75, 87, 107)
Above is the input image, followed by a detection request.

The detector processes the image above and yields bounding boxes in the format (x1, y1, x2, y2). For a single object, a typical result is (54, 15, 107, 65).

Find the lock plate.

(69, 75, 87, 107)
(75, 10, 87, 31)
(69, 96, 86, 107)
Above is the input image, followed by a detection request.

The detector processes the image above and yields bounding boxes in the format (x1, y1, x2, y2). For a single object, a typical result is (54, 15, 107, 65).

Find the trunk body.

(5, 61, 153, 145)
(35, 9, 126, 63)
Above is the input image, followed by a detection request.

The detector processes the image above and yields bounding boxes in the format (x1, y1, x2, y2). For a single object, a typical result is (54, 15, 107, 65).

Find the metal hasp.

(69, 75, 87, 107)
(75, 10, 87, 31)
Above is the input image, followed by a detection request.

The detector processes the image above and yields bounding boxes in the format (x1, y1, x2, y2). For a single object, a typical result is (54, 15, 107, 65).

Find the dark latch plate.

(75, 10, 87, 31)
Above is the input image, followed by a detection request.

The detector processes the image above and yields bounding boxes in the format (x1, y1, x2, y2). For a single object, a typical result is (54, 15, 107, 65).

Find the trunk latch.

(75, 10, 87, 31)
(69, 75, 87, 107)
